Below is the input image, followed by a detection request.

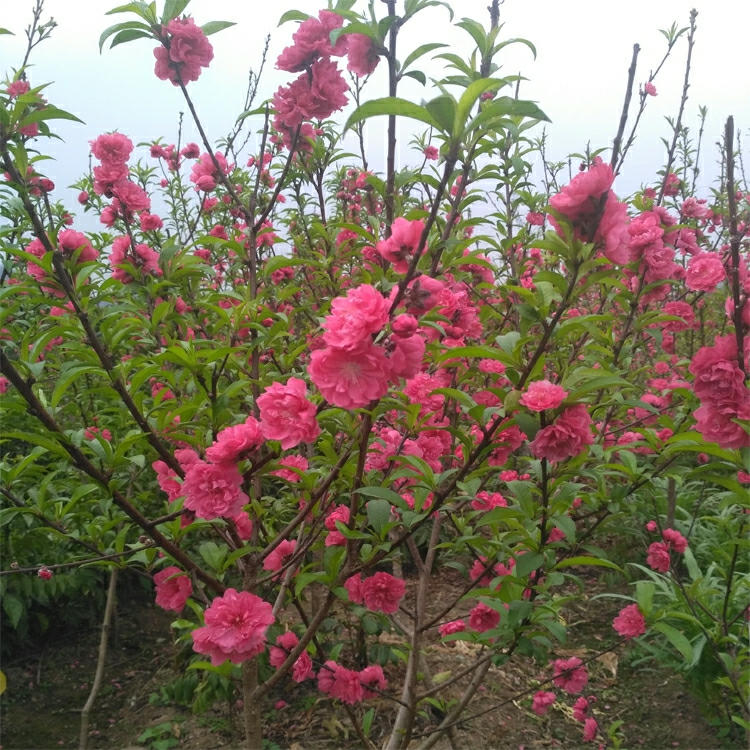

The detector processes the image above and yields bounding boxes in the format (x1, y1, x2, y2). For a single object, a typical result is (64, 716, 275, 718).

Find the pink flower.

(182, 460, 248, 520)
(662, 301, 694, 333)
(78, 191, 89, 204)
(693, 401, 750, 450)
(269, 632, 313, 682)
(205, 417, 264, 463)
(38, 567, 53, 580)
(345, 574, 365, 604)
(392, 314, 419, 338)
(362, 572, 406, 614)
(140, 212, 163, 231)
(308, 341, 391, 409)
(111, 181, 151, 213)
(153, 566, 192, 612)
(270, 455, 308, 482)
(330, 666, 364, 705)
(597, 195, 631, 264)
(583, 718, 598, 741)
(191, 589, 274, 665)
(644, 82, 657, 96)
(405, 276, 444, 314)
(686, 252, 726, 292)
(323, 284, 389, 350)
(6, 80, 30, 98)
(263, 539, 297, 573)
(257, 377, 320, 449)
(154, 17, 214, 86)
(276, 10, 346, 72)
(90, 132, 134, 165)
(552, 657, 588, 694)
(520, 380, 568, 411)
(646, 541, 671, 572)
(232, 512, 253, 541)
(526, 211, 545, 226)
(645, 520, 657, 532)
(612, 603, 646, 639)
(346, 34, 380, 77)
(662, 528, 688, 553)
(360, 664, 387, 698)
(468, 602, 501, 633)
(530, 404, 594, 463)
(376, 218, 424, 273)
(471, 491, 507, 512)
(531, 690, 556, 716)
(423, 145, 439, 160)
(573, 696, 589, 722)
(58, 230, 98, 262)
(549, 161, 614, 223)
(438, 620, 466, 637)
(389, 335, 425, 380)
(317, 660, 339, 694)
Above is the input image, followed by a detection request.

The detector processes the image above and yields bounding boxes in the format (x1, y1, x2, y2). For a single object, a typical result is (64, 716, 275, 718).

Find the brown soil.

(0, 571, 732, 750)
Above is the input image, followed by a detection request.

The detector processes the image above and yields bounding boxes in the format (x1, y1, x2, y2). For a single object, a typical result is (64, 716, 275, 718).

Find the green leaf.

(162, 0, 190, 23)
(515, 552, 544, 578)
(17, 107, 85, 127)
(2, 594, 24, 629)
(455, 77, 505, 133)
(344, 97, 440, 134)
(355, 486, 407, 508)
(652, 622, 692, 661)
(109, 28, 153, 47)
(277, 10, 310, 26)
(0, 28, 15, 36)
(401, 70, 426, 86)
(553, 556, 623, 573)
(366, 499, 391, 534)
(201, 20, 236, 36)
(566, 375, 632, 402)
(51, 365, 101, 408)
(423, 94, 456, 134)
(99, 20, 152, 51)
(636, 581, 655, 616)
(362, 708, 375, 736)
(401, 43, 447, 72)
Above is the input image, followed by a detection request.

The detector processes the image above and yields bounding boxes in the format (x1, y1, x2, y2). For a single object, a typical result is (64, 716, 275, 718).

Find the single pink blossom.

(154, 17, 214, 86)
(322, 284, 389, 350)
(182, 460, 248, 520)
(153, 566, 192, 612)
(552, 657, 588, 694)
(438, 620, 466, 637)
(612, 603, 646, 639)
(257, 377, 320, 449)
(530, 404, 594, 463)
(646, 541, 671, 572)
(346, 34, 380, 77)
(532, 690, 556, 716)
(362, 572, 406, 614)
(520, 380, 568, 411)
(263, 540, 297, 573)
(468, 602, 500, 633)
(191, 589, 274, 665)
(686, 252, 726, 292)
(205, 417, 264, 463)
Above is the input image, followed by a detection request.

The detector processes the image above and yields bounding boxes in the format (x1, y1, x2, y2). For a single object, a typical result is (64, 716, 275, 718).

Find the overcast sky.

(2, 0, 749, 212)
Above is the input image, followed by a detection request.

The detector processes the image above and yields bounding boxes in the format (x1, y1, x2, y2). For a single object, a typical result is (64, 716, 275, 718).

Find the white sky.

(2, 0, 749, 212)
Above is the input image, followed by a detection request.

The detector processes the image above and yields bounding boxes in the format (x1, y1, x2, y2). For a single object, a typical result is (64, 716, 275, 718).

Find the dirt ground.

(0, 570, 734, 750)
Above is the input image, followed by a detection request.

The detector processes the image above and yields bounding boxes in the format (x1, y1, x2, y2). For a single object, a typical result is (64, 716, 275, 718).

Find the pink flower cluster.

(269, 631, 314, 682)
(154, 17, 214, 86)
(345, 572, 406, 614)
(689, 335, 750, 449)
(530, 404, 594, 463)
(192, 588, 274, 665)
(646, 527, 688, 572)
(309, 284, 425, 408)
(549, 158, 630, 264)
(318, 660, 387, 704)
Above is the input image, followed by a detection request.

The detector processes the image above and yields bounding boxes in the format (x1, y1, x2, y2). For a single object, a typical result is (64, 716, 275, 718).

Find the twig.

(610, 44, 640, 169)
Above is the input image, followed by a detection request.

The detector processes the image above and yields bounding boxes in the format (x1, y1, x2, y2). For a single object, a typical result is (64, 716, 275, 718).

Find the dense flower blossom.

(361, 572, 406, 614)
(469, 602, 501, 632)
(270, 455, 308, 482)
(685, 252, 726, 292)
(346, 34, 380, 77)
(583, 718, 598, 742)
(263, 539, 297, 572)
(646, 541, 671, 572)
(190, 151, 230, 192)
(520, 380, 568, 411)
(154, 17, 214, 86)
(317, 660, 338, 694)
(392, 314, 419, 338)
(549, 160, 614, 222)
(344, 573, 364, 604)
(376, 218, 424, 272)
(6, 80, 30, 98)
(552, 657, 588, 694)
(661, 301, 695, 332)
(662, 528, 688, 553)
(111, 180, 151, 213)
(532, 690, 556, 716)
(572, 696, 589, 722)
(257, 378, 320, 449)
(90, 132, 133, 165)
(360, 665, 387, 698)
(323, 284, 389, 349)
(191, 589, 274, 665)
(530, 404, 594, 462)
(205, 417, 264, 463)
(330, 665, 364, 704)
(269, 632, 313, 682)
(154, 567, 192, 612)
(276, 10, 345, 72)
(471, 491, 507, 512)
(308, 341, 391, 408)
(182, 460, 248, 520)
(389, 335, 426, 380)
(612, 603, 646, 639)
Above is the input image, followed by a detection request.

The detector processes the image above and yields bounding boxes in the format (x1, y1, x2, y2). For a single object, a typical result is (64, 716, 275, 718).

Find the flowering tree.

(1, 1, 748, 748)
